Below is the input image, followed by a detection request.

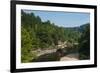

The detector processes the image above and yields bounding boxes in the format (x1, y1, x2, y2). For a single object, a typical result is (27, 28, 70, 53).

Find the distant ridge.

(65, 23, 89, 32)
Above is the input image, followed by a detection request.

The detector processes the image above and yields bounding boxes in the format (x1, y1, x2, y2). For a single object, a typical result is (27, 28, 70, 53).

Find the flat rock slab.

(60, 53, 79, 61)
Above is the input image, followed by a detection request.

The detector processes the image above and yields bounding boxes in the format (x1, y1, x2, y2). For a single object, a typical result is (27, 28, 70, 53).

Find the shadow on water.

(30, 48, 78, 62)
(31, 52, 61, 62)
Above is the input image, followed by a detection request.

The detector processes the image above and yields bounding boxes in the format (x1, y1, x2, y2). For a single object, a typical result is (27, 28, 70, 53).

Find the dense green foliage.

(79, 24, 90, 59)
(21, 10, 90, 62)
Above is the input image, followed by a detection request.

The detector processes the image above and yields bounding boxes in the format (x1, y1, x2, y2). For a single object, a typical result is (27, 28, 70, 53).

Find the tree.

(21, 26, 33, 62)
(79, 23, 90, 60)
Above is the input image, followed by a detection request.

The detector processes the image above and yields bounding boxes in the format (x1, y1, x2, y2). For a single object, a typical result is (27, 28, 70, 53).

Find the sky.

(23, 10, 90, 27)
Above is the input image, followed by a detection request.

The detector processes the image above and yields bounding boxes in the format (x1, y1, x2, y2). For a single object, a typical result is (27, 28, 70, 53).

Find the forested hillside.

(21, 10, 90, 63)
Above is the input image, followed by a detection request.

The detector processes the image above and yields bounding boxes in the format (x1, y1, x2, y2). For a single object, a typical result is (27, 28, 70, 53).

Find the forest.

(21, 10, 90, 63)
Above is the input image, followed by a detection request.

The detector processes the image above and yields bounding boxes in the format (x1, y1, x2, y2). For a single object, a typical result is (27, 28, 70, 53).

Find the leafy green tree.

(21, 26, 33, 62)
(79, 23, 90, 60)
